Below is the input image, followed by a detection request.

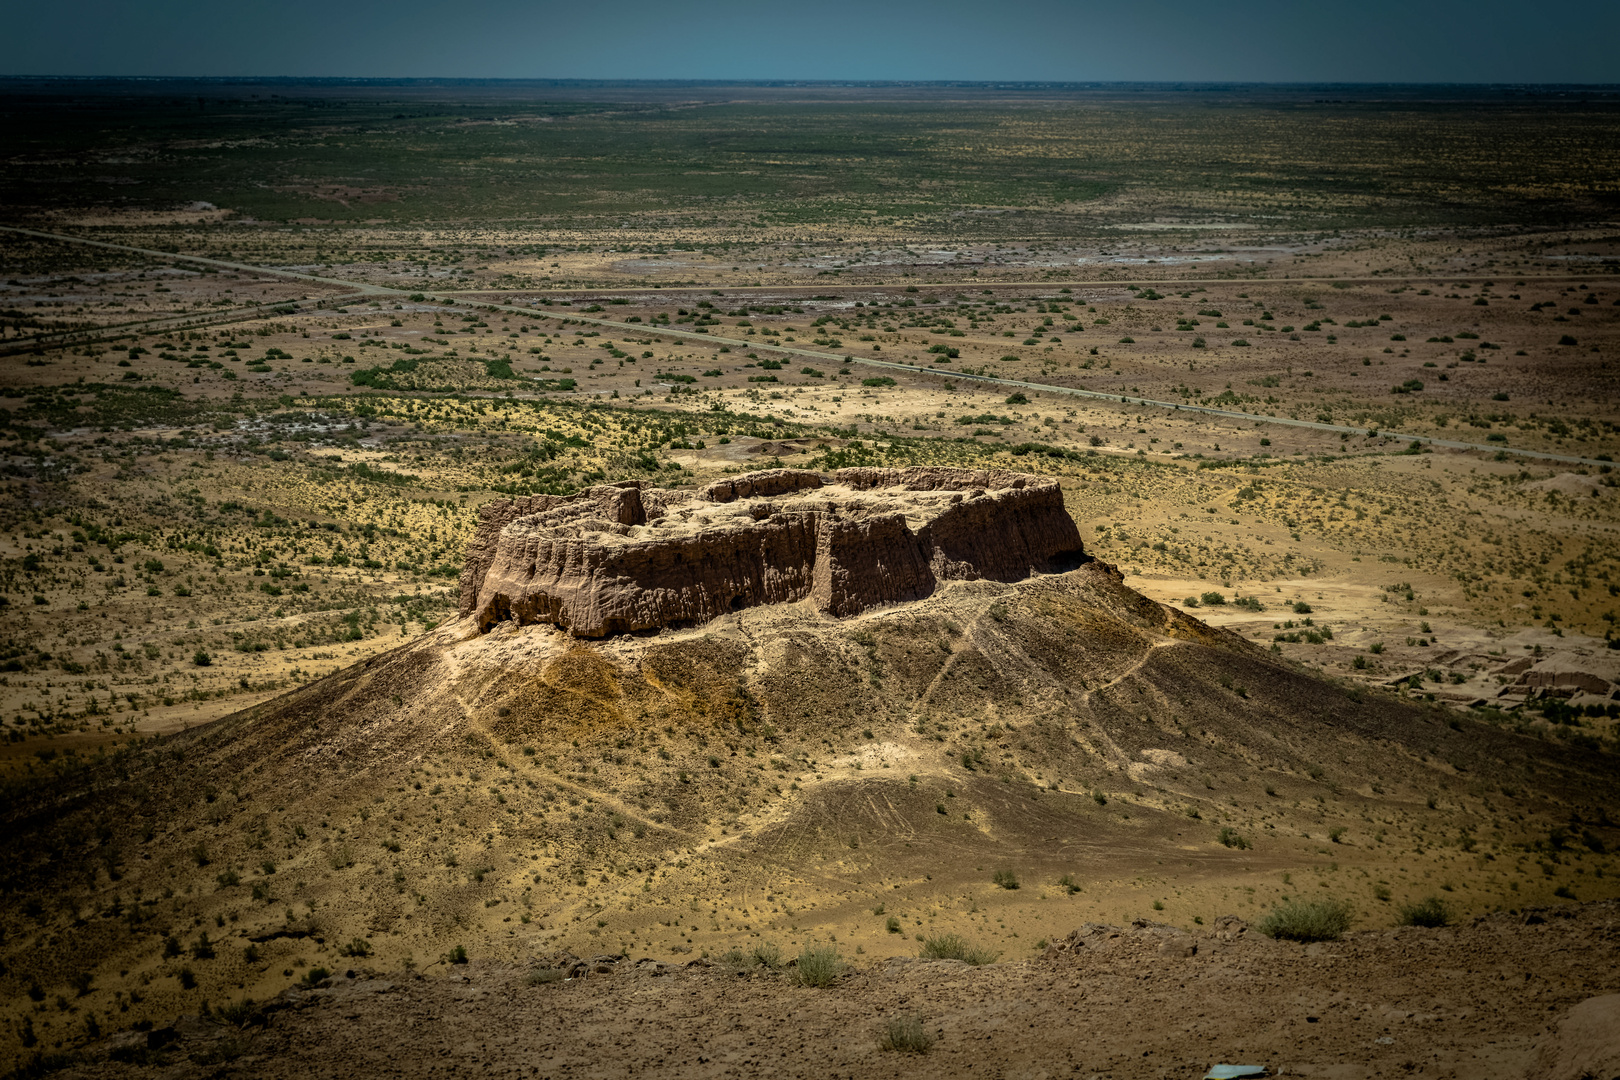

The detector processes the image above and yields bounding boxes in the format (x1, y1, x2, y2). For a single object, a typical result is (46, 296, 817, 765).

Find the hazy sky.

(5, 0, 1617, 83)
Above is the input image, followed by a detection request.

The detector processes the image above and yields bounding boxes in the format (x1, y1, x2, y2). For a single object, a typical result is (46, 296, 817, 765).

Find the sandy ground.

(3, 247, 1615, 762)
(63, 902, 1620, 1080)
(4, 215, 1619, 1080)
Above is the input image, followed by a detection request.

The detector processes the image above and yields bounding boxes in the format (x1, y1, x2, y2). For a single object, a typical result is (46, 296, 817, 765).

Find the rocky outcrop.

(1516, 656, 1618, 697)
(457, 485, 638, 618)
(459, 467, 1086, 637)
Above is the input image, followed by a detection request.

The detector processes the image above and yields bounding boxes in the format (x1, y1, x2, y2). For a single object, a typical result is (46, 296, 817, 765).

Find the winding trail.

(3, 224, 1608, 468)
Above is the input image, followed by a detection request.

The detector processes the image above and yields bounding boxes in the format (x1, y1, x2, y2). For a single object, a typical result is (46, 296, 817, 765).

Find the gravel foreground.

(49, 901, 1620, 1080)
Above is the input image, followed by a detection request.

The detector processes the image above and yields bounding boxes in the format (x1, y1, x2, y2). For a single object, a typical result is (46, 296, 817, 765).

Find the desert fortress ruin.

(458, 467, 1086, 637)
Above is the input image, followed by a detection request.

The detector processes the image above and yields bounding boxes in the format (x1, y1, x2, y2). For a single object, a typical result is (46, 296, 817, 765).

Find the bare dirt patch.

(64, 903, 1620, 1080)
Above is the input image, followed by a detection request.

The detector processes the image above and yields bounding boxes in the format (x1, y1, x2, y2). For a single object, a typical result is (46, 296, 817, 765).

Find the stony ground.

(58, 901, 1620, 1080)
(6, 85, 1620, 1080)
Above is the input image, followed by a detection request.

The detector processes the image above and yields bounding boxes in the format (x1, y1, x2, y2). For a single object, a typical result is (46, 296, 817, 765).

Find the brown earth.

(60, 902, 1620, 1080)
(3, 114, 1620, 1080)
(4, 559, 1617, 1070)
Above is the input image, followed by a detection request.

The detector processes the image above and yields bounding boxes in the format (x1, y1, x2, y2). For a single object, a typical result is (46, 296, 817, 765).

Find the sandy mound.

(1524, 473, 1606, 499)
(1528, 993, 1620, 1080)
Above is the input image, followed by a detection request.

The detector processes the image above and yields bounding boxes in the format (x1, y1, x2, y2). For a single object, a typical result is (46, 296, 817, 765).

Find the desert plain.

(0, 80, 1617, 1079)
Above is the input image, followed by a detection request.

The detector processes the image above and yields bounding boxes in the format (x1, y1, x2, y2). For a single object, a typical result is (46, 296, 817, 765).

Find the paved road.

(5, 225, 1609, 469)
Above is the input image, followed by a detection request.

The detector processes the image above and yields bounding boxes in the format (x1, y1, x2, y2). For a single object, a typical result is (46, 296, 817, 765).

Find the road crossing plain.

(0, 79, 1618, 1076)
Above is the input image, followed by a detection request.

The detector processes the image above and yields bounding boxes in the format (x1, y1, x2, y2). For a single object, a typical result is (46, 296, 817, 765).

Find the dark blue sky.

(7, 0, 1617, 82)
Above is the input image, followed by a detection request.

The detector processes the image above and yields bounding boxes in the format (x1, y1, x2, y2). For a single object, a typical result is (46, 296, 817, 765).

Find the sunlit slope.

(2, 561, 1615, 1057)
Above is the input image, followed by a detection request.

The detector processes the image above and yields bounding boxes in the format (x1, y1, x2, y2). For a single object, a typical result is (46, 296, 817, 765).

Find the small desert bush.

(991, 868, 1020, 890)
(792, 944, 846, 987)
(191, 1036, 249, 1065)
(1397, 895, 1450, 928)
(720, 941, 783, 972)
(919, 934, 999, 966)
(525, 966, 566, 986)
(1258, 898, 1353, 942)
(212, 997, 258, 1028)
(878, 1014, 935, 1054)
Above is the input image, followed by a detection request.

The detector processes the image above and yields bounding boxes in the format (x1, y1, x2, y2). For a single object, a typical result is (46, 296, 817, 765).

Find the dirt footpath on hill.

(67, 902, 1620, 1080)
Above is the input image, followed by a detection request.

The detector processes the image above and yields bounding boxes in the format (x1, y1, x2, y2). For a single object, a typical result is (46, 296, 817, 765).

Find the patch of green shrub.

(1258, 898, 1353, 942)
(919, 934, 998, 965)
(212, 997, 259, 1029)
(878, 1014, 935, 1054)
(1398, 896, 1450, 927)
(792, 944, 846, 987)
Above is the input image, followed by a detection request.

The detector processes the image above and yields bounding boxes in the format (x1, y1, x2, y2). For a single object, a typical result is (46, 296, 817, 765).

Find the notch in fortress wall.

(457, 467, 1087, 638)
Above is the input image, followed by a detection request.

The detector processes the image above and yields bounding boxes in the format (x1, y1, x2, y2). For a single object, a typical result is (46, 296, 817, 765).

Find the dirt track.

(2, 224, 1606, 467)
(64, 901, 1620, 1080)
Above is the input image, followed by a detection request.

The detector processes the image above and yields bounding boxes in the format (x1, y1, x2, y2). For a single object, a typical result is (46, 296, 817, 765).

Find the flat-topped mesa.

(459, 466, 1086, 637)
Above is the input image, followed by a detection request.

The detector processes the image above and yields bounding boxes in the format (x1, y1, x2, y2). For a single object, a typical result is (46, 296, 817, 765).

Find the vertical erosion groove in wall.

(460, 466, 1087, 637)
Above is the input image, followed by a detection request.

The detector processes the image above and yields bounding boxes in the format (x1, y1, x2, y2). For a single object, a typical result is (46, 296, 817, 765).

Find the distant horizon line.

(2, 75, 1618, 90)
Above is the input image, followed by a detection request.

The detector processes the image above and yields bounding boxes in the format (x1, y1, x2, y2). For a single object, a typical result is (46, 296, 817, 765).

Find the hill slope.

(2, 560, 1617, 1060)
